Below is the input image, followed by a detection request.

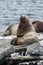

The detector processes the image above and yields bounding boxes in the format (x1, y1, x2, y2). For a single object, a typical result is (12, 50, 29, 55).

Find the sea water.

(0, 0, 43, 32)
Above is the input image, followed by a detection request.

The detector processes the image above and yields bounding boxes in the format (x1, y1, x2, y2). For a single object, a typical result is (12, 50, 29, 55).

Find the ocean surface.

(0, 0, 43, 32)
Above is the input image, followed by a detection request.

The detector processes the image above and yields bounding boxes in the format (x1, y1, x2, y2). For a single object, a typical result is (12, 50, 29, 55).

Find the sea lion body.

(11, 16, 38, 46)
(32, 21, 43, 33)
(14, 32, 38, 45)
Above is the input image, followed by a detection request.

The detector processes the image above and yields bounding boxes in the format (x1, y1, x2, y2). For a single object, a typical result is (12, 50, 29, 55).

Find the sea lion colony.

(9, 16, 38, 46)
(3, 15, 43, 46)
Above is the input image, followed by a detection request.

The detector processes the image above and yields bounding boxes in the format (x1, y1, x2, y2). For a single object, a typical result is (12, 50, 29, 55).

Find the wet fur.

(17, 16, 35, 36)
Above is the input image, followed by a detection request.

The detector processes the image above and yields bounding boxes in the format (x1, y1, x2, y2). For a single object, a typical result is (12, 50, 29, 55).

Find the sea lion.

(17, 16, 35, 36)
(11, 16, 38, 46)
(3, 24, 18, 36)
(32, 21, 43, 33)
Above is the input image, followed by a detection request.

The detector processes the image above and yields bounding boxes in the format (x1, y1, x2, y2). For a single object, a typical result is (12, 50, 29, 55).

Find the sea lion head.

(3, 24, 14, 36)
(20, 16, 31, 28)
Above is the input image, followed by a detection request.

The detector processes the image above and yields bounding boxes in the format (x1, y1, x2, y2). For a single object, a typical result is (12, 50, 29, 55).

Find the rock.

(26, 33, 43, 56)
(38, 60, 43, 65)
(10, 53, 20, 57)
(0, 33, 43, 65)
(0, 35, 17, 64)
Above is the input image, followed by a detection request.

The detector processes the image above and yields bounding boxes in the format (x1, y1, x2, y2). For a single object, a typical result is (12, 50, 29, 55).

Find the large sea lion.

(17, 16, 36, 37)
(32, 21, 43, 33)
(11, 16, 38, 46)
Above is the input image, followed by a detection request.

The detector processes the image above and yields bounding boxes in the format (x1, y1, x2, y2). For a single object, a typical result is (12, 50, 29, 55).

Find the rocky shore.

(0, 33, 43, 65)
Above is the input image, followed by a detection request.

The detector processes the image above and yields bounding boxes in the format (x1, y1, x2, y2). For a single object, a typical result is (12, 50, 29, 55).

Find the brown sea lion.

(17, 16, 35, 37)
(32, 21, 43, 33)
(11, 16, 38, 46)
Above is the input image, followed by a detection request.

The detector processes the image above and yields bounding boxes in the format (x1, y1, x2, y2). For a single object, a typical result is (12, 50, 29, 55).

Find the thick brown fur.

(32, 21, 43, 33)
(11, 16, 38, 46)
(17, 16, 35, 37)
